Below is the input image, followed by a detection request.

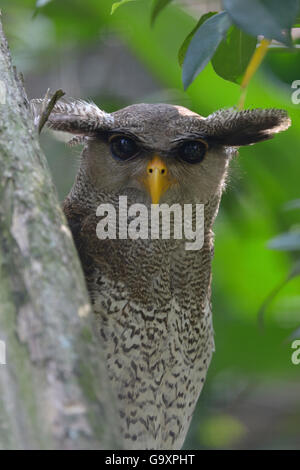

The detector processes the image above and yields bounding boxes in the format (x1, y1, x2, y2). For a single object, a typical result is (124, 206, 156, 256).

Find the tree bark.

(0, 14, 120, 450)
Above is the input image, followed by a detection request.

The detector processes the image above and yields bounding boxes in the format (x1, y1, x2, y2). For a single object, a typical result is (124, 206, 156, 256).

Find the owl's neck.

(65, 167, 222, 310)
(69, 165, 222, 227)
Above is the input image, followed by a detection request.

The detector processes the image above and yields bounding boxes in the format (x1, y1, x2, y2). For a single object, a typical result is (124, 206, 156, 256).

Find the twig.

(238, 39, 271, 110)
(38, 88, 65, 134)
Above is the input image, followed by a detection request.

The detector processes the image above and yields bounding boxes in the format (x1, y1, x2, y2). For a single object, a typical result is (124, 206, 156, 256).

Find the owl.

(31, 98, 290, 449)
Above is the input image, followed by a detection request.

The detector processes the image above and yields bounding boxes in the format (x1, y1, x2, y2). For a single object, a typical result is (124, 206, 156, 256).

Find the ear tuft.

(205, 108, 291, 146)
(30, 97, 114, 135)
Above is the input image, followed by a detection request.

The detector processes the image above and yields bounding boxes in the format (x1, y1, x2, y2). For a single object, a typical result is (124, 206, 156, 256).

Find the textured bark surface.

(0, 16, 120, 449)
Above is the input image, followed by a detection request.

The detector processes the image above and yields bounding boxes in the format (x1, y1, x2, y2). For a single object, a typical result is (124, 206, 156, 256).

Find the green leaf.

(268, 231, 300, 251)
(111, 0, 135, 15)
(211, 25, 257, 84)
(151, 0, 174, 26)
(182, 11, 232, 90)
(223, 0, 299, 46)
(178, 12, 217, 67)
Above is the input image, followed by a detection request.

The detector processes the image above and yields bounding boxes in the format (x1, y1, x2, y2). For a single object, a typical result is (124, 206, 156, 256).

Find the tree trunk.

(0, 14, 120, 450)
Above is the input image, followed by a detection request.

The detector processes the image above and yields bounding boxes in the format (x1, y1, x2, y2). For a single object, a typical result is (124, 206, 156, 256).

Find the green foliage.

(150, 0, 174, 26)
(178, 12, 217, 68)
(109, 0, 300, 89)
(223, 0, 299, 46)
(111, 0, 136, 15)
(182, 12, 232, 90)
(211, 26, 257, 85)
(179, 0, 300, 89)
(2, 0, 300, 449)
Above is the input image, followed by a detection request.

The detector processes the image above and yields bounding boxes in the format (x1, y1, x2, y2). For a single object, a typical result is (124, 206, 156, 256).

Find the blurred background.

(1, 0, 299, 449)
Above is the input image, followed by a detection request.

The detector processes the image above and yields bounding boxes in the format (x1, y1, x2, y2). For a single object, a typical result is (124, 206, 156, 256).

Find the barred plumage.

(33, 98, 291, 449)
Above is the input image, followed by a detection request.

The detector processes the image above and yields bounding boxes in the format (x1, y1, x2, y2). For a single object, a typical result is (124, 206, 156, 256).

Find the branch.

(0, 14, 120, 450)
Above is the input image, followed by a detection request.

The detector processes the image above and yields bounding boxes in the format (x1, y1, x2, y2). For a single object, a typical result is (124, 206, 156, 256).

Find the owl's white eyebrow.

(105, 129, 148, 144)
(171, 134, 207, 144)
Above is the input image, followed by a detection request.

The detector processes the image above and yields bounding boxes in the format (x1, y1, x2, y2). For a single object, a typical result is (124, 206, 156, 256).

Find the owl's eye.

(178, 139, 208, 164)
(109, 135, 139, 161)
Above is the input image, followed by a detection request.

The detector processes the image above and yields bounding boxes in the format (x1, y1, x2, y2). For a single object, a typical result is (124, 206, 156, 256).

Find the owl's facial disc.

(141, 156, 176, 204)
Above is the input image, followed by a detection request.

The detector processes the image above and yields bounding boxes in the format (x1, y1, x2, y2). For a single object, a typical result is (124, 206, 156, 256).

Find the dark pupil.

(111, 137, 137, 160)
(181, 141, 206, 164)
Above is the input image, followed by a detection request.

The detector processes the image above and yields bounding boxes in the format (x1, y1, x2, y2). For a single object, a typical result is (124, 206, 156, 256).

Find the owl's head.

(32, 99, 291, 205)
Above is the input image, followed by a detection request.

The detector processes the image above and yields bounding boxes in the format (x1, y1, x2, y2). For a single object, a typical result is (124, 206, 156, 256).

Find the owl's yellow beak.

(142, 156, 174, 204)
